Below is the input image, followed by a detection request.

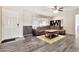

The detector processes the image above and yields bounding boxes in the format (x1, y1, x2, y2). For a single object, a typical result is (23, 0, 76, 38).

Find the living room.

(0, 6, 79, 52)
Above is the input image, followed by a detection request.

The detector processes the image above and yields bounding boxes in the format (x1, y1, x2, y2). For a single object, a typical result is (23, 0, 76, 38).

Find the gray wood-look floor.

(0, 34, 76, 52)
(74, 34, 79, 52)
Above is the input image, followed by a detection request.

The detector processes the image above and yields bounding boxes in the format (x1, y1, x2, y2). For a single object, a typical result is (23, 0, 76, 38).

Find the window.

(32, 17, 49, 29)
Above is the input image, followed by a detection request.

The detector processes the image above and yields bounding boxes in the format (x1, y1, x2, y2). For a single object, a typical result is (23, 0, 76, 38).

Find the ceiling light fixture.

(53, 10, 59, 13)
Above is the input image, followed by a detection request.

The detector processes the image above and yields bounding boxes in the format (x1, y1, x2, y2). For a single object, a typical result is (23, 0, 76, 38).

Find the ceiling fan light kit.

(53, 10, 59, 13)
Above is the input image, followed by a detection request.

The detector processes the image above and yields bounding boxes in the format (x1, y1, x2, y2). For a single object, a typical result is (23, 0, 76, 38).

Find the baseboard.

(1, 38, 16, 43)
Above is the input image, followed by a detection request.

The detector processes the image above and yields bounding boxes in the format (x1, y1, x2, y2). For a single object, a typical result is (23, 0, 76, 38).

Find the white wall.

(63, 10, 75, 34)
(23, 10, 35, 26)
(53, 10, 75, 34)
(0, 7, 2, 42)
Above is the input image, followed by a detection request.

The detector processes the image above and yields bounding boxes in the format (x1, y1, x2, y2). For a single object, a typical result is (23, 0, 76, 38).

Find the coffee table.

(45, 29, 59, 39)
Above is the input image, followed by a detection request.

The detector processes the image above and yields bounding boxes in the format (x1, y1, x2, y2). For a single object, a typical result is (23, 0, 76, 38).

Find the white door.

(2, 8, 23, 40)
(75, 15, 79, 43)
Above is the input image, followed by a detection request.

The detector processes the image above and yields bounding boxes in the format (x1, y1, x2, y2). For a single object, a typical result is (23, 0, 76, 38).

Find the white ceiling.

(23, 6, 79, 16)
(2, 6, 79, 16)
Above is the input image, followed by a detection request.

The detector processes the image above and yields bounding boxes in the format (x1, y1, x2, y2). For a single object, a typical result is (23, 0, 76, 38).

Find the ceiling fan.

(55, 6, 63, 11)
(49, 6, 64, 12)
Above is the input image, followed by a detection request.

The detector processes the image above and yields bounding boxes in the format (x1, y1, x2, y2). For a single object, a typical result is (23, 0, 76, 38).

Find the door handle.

(17, 24, 19, 26)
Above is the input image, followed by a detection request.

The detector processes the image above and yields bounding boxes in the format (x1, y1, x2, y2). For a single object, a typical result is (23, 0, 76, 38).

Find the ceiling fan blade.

(58, 7, 63, 11)
(58, 9, 63, 11)
(59, 7, 63, 9)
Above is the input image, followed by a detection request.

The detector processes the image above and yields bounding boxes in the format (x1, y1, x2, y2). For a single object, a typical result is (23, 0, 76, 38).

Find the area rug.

(37, 35, 65, 44)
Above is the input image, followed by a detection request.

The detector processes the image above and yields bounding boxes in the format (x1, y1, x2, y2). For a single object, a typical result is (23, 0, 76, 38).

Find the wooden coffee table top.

(45, 29, 59, 33)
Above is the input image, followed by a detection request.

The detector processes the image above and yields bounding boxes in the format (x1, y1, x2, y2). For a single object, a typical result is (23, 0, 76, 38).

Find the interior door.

(2, 8, 23, 40)
(75, 15, 79, 43)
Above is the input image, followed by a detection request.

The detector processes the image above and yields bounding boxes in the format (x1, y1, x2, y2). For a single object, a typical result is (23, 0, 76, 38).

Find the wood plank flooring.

(0, 34, 75, 52)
